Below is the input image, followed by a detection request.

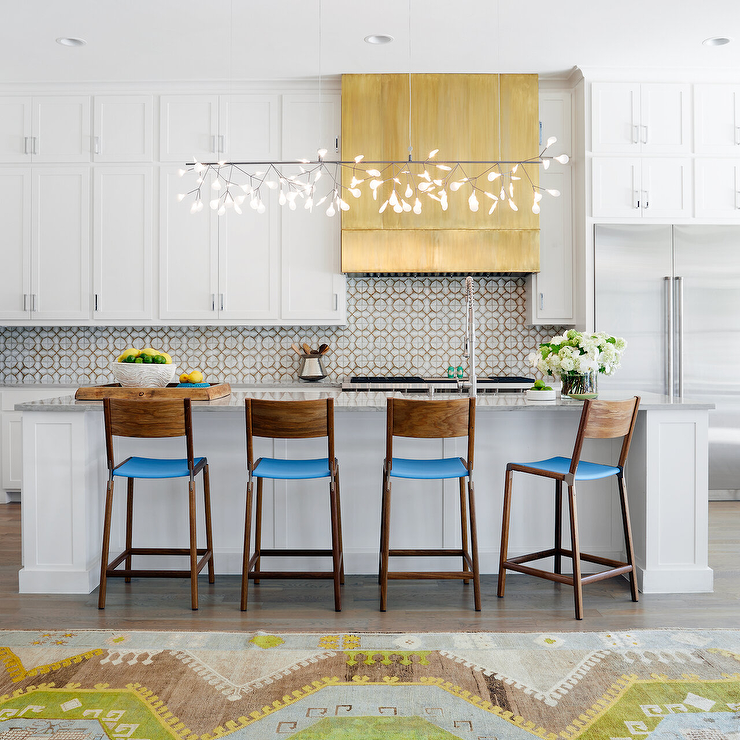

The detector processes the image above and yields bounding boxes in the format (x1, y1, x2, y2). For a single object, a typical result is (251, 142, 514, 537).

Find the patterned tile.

(0, 277, 564, 385)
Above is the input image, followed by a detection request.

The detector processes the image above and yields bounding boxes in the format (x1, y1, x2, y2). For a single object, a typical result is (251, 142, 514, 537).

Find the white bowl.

(112, 361, 177, 388)
(526, 388, 556, 401)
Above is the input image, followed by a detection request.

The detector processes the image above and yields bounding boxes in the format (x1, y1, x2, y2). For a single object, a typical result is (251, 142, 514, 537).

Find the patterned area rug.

(1, 629, 740, 739)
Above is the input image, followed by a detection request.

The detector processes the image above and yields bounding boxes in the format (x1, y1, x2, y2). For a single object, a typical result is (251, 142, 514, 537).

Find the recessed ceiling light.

(364, 34, 394, 45)
(703, 36, 731, 46)
(56, 37, 87, 47)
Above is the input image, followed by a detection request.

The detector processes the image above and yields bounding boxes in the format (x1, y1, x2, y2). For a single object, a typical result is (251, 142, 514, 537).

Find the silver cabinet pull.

(665, 276, 673, 396)
(23, 294, 28, 311)
(211, 135, 218, 154)
(641, 124, 648, 144)
(539, 292, 544, 311)
(735, 125, 740, 145)
(31, 294, 37, 312)
(24, 137, 30, 155)
(32, 137, 38, 155)
(94, 293, 98, 311)
(218, 135, 225, 153)
(632, 124, 639, 144)
(333, 293, 338, 311)
(736, 190, 740, 210)
(676, 276, 684, 398)
(634, 190, 640, 209)
(642, 189, 649, 209)
(93, 136, 100, 155)
(211, 293, 216, 311)
(219, 293, 224, 311)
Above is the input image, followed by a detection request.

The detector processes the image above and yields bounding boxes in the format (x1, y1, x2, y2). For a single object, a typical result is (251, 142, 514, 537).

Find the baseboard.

(709, 489, 740, 501)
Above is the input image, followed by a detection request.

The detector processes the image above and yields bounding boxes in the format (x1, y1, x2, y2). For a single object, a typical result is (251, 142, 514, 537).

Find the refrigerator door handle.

(676, 275, 684, 398)
(665, 276, 674, 396)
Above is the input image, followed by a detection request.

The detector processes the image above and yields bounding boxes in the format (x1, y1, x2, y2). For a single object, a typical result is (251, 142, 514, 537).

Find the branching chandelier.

(178, 0, 569, 218)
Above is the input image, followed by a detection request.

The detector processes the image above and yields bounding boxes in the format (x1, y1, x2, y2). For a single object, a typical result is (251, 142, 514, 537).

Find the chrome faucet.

(462, 276, 477, 397)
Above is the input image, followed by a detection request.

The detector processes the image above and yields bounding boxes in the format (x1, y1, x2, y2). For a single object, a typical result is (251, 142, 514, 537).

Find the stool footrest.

(248, 571, 340, 580)
(388, 548, 467, 557)
(502, 557, 633, 586)
(105, 548, 213, 579)
(387, 571, 473, 580)
(253, 548, 335, 557)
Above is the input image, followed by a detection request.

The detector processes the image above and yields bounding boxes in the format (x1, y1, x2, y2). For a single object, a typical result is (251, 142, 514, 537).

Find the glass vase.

(560, 370, 598, 399)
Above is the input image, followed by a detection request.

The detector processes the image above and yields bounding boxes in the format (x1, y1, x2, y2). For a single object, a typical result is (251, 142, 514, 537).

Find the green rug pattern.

(1, 630, 739, 738)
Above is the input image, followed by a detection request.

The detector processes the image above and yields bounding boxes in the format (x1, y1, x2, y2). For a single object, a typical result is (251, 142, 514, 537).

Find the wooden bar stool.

(380, 396, 480, 611)
(497, 396, 641, 620)
(241, 397, 343, 612)
(98, 398, 215, 610)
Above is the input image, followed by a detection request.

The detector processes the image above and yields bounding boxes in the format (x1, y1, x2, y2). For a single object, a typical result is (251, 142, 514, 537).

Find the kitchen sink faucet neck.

(463, 276, 477, 398)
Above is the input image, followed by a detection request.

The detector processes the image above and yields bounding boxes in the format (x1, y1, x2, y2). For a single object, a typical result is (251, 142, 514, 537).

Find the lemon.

(179, 372, 190, 384)
(188, 370, 204, 383)
(140, 347, 159, 357)
(117, 347, 140, 362)
(159, 351, 173, 364)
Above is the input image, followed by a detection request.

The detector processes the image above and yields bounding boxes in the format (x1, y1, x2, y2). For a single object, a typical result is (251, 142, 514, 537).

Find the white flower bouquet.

(528, 330, 627, 397)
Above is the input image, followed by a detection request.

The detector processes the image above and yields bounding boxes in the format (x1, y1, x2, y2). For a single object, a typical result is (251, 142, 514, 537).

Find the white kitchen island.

(16, 389, 713, 596)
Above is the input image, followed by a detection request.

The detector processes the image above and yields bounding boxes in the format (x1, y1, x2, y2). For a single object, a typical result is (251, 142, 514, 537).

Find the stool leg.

(617, 474, 639, 603)
(241, 479, 254, 611)
(459, 477, 470, 585)
(329, 473, 342, 612)
(124, 478, 134, 583)
(567, 484, 583, 620)
(467, 479, 482, 611)
(254, 478, 263, 584)
(554, 479, 563, 576)
(98, 478, 115, 609)
(188, 479, 198, 611)
(378, 467, 388, 585)
(379, 476, 392, 612)
(497, 467, 514, 598)
(203, 464, 215, 584)
(335, 461, 345, 585)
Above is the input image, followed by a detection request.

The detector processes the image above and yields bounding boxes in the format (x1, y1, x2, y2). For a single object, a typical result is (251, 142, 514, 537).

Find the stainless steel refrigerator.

(595, 224, 740, 494)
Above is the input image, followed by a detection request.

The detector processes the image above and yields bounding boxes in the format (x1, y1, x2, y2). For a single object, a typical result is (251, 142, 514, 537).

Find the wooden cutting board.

(75, 383, 231, 400)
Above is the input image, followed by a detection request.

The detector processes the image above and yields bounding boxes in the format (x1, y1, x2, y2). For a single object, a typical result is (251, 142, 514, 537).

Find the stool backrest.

(570, 396, 641, 473)
(386, 397, 476, 468)
(103, 398, 194, 472)
(244, 398, 335, 470)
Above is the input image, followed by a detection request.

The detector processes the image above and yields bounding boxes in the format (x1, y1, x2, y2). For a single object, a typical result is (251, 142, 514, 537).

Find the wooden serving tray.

(75, 382, 231, 401)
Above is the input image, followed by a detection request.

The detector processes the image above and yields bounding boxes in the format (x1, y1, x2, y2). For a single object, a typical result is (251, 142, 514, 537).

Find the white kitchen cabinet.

(592, 157, 691, 219)
(694, 84, 740, 155)
(1, 388, 76, 501)
(281, 93, 346, 323)
(591, 83, 690, 155)
(93, 167, 154, 321)
(526, 91, 574, 325)
(0, 96, 91, 162)
(0, 168, 31, 319)
(695, 159, 740, 218)
(93, 95, 153, 162)
(160, 94, 280, 163)
(0, 168, 90, 322)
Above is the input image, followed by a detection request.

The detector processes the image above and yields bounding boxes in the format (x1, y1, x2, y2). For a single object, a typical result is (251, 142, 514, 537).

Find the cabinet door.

(1, 411, 22, 491)
(32, 96, 91, 162)
(592, 157, 642, 217)
(0, 169, 31, 319)
(31, 168, 91, 320)
(93, 95, 153, 162)
(218, 195, 280, 322)
(219, 94, 279, 160)
(694, 84, 740, 155)
(160, 95, 218, 162)
(0, 97, 32, 162)
(160, 167, 219, 320)
(530, 169, 573, 322)
(93, 167, 153, 321)
(281, 94, 345, 323)
(640, 84, 691, 154)
(695, 159, 740, 218)
(591, 82, 640, 153)
(641, 158, 691, 218)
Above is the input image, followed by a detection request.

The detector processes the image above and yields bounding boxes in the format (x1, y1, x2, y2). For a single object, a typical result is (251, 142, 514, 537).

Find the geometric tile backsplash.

(0, 276, 565, 385)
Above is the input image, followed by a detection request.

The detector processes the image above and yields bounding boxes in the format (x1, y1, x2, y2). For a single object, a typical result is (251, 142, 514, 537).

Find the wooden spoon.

(318, 343, 330, 355)
(302, 342, 313, 355)
(291, 342, 303, 355)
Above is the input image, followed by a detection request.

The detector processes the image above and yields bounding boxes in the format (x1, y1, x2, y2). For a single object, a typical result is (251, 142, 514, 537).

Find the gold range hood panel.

(341, 73, 540, 273)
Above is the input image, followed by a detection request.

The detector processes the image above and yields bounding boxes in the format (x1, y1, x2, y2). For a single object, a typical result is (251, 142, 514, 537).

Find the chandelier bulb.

(509, 183, 514, 198)
(405, 184, 413, 198)
(354, 154, 364, 163)
(317, 148, 328, 160)
(189, 202, 199, 214)
(314, 170, 322, 183)
(249, 198, 258, 210)
(441, 197, 449, 212)
(508, 199, 518, 211)
(278, 191, 287, 206)
(542, 159, 551, 170)
(393, 203, 403, 213)
(257, 201, 266, 214)
(210, 199, 219, 209)
(304, 197, 313, 210)
(512, 164, 519, 175)
(402, 199, 412, 212)
(546, 189, 561, 197)
(379, 200, 389, 214)
(436, 164, 452, 171)
(367, 169, 381, 177)
(212, 180, 221, 190)
(178, 169, 186, 177)
(468, 193, 479, 212)
(554, 154, 570, 164)
(369, 179, 382, 190)
(500, 187, 506, 200)
(389, 191, 399, 207)
(177, 193, 186, 202)
(350, 188, 362, 198)
(532, 203, 541, 214)
(217, 205, 226, 216)
(533, 192, 543, 203)
(546, 136, 557, 147)
(487, 171, 501, 181)
(339, 198, 350, 212)
(413, 198, 422, 214)
(234, 203, 242, 215)
(488, 200, 498, 215)
(266, 181, 278, 189)
(449, 181, 462, 192)
(428, 149, 439, 159)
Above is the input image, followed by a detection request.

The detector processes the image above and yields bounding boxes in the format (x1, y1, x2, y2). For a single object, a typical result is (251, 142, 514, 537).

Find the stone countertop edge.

(14, 390, 715, 413)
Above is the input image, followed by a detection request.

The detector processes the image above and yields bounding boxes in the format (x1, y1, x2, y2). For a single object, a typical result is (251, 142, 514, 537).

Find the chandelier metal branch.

(178, 138, 569, 217)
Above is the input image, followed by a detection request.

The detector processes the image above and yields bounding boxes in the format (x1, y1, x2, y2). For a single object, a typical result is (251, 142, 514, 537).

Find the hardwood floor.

(1, 501, 738, 632)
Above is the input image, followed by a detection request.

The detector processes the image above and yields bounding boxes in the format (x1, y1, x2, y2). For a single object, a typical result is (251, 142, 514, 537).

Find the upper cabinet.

(159, 94, 280, 162)
(0, 96, 91, 162)
(591, 83, 691, 155)
(93, 95, 153, 162)
(694, 84, 740, 155)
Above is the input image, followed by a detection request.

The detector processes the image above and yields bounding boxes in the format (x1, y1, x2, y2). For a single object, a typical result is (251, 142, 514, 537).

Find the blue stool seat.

(390, 456, 469, 480)
(113, 456, 205, 479)
(513, 456, 620, 481)
(253, 457, 331, 480)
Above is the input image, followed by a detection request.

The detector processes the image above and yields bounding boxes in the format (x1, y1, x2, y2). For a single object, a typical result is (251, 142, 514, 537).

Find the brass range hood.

(341, 73, 540, 274)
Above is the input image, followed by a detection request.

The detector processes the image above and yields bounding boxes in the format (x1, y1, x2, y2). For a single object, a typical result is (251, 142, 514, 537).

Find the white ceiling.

(3, 0, 740, 85)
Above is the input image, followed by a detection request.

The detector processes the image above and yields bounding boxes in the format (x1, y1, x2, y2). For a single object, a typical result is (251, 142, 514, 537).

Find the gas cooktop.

(342, 376, 534, 393)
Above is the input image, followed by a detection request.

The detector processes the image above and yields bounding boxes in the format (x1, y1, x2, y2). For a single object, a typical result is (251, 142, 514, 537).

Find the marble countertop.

(14, 389, 715, 413)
